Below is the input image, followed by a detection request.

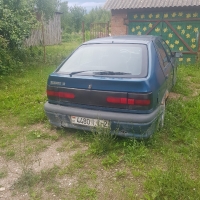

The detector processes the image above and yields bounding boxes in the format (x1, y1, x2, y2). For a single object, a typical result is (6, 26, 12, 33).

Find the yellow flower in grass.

(178, 12, 183, 17)
(165, 40, 169, 44)
(149, 13, 153, 19)
(156, 14, 160, 18)
(149, 23, 153, 28)
(163, 27, 168, 33)
(132, 28, 135, 32)
(141, 14, 145, 19)
(186, 13, 191, 18)
(134, 14, 138, 19)
(187, 25, 192, 30)
(187, 58, 191, 62)
(181, 29, 185, 34)
(191, 44, 196, 49)
(179, 46, 184, 51)
(186, 33, 190, 38)
(136, 26, 140, 30)
(194, 27, 198, 33)
(193, 12, 198, 18)
(191, 38, 196, 43)
(170, 44, 174, 49)
(137, 31, 142, 35)
(179, 58, 183, 62)
(143, 27, 147, 31)
(164, 13, 168, 18)
(168, 33, 173, 38)
(175, 40, 179, 45)
(177, 25, 182, 30)
(155, 27, 160, 32)
(172, 12, 177, 17)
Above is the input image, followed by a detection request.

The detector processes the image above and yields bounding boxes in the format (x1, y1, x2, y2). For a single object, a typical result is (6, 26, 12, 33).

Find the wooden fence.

(24, 13, 62, 47)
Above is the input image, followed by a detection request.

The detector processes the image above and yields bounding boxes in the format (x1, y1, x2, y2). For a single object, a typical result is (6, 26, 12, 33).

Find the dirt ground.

(0, 122, 89, 199)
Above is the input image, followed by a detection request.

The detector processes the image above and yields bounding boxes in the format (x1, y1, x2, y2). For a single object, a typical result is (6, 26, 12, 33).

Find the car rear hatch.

(47, 42, 153, 113)
(47, 74, 153, 112)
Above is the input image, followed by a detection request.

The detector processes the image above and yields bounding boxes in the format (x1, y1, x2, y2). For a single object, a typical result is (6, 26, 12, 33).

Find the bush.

(0, 35, 43, 77)
(62, 32, 82, 43)
(0, 36, 22, 76)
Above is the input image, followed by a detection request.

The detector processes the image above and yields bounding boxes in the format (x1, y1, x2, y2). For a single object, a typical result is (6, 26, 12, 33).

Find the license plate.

(71, 116, 109, 127)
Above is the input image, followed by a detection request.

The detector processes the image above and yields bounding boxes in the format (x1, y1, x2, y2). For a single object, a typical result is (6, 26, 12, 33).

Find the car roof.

(84, 35, 160, 45)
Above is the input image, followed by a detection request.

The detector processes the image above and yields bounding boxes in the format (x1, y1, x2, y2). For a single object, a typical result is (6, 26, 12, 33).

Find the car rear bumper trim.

(44, 102, 161, 124)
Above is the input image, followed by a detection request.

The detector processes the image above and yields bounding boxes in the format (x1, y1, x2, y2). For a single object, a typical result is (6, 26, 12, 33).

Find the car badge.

(88, 84, 92, 90)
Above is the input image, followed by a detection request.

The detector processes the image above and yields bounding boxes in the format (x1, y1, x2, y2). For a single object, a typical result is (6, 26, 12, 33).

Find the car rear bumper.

(44, 102, 163, 138)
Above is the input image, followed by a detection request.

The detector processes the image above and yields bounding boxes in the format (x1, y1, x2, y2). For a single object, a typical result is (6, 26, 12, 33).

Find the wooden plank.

(128, 18, 200, 22)
(164, 20, 194, 53)
(145, 21, 161, 35)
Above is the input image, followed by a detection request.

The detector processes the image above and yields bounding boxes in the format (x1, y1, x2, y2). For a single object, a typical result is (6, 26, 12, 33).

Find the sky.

(62, 0, 107, 11)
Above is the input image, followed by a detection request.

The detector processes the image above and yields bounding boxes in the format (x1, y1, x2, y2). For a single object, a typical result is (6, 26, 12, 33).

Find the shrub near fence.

(62, 32, 82, 43)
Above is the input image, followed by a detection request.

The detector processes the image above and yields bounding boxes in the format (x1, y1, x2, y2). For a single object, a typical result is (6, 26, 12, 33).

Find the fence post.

(82, 21, 85, 43)
(198, 33, 200, 61)
(107, 21, 110, 36)
(41, 12, 46, 63)
(90, 24, 93, 40)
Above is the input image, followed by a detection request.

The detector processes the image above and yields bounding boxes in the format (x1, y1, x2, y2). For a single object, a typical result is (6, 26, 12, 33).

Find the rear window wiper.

(68, 70, 96, 77)
(94, 71, 131, 75)
(67, 70, 131, 77)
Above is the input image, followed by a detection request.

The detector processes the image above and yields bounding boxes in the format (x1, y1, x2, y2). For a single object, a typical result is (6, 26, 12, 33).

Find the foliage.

(34, 0, 59, 20)
(89, 125, 116, 155)
(0, 42, 200, 199)
(60, 3, 111, 33)
(60, 2, 86, 33)
(0, 0, 37, 75)
(0, 42, 80, 124)
(0, 0, 37, 49)
(145, 166, 200, 199)
(84, 7, 111, 30)
(69, 5, 86, 32)
(62, 32, 82, 43)
(0, 0, 59, 76)
(60, 1, 69, 32)
(0, 36, 22, 76)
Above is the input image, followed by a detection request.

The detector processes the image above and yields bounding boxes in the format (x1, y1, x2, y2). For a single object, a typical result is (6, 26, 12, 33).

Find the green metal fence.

(128, 10, 200, 64)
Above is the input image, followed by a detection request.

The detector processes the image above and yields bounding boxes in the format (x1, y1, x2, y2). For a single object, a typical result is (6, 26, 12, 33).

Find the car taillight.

(107, 92, 152, 108)
(134, 99, 151, 106)
(47, 90, 75, 99)
(107, 97, 150, 106)
(107, 97, 127, 104)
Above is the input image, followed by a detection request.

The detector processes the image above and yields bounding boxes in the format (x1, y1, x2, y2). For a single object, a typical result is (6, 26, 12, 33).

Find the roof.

(104, 0, 200, 10)
(84, 35, 158, 45)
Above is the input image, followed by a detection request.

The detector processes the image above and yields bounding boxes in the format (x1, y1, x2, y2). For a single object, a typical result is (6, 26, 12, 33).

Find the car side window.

(155, 40, 169, 68)
(160, 39, 172, 59)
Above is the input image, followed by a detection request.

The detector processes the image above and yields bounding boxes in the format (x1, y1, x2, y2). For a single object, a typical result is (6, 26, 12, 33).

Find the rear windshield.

(58, 44, 148, 77)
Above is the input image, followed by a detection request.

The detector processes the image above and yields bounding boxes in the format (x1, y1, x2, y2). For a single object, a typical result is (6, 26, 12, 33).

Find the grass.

(0, 43, 200, 199)
(0, 41, 80, 125)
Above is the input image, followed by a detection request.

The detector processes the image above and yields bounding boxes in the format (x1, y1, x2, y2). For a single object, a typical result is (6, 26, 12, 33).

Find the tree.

(60, 1, 71, 32)
(0, 0, 37, 49)
(0, 0, 59, 74)
(59, 3, 111, 34)
(34, 0, 59, 20)
(84, 7, 111, 31)
(69, 5, 86, 32)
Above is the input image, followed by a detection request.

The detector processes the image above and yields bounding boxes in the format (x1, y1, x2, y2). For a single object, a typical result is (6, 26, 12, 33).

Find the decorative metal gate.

(127, 11, 200, 64)
(90, 22, 110, 39)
